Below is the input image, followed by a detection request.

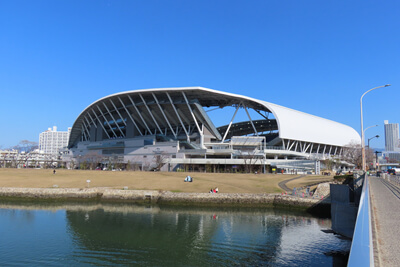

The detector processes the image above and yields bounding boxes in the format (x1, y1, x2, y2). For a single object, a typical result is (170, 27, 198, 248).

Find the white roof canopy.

(69, 87, 361, 148)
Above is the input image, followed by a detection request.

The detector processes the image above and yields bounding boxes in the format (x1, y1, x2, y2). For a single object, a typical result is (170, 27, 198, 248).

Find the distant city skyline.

(1, 1, 399, 149)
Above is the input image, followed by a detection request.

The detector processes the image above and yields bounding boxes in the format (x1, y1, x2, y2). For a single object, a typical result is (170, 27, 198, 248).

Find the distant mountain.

(373, 148, 385, 152)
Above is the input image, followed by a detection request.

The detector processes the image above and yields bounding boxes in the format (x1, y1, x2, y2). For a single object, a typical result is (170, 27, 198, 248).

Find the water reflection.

(0, 202, 349, 266)
(67, 206, 286, 266)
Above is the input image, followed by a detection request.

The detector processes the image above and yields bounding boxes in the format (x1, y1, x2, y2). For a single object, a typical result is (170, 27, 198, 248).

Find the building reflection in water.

(66, 205, 287, 266)
(0, 202, 348, 266)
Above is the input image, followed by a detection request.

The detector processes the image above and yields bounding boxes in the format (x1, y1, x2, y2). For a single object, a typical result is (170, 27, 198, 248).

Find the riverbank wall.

(0, 187, 330, 214)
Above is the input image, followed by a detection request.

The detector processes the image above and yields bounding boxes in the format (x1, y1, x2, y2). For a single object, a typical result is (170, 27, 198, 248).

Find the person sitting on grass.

(209, 187, 218, 193)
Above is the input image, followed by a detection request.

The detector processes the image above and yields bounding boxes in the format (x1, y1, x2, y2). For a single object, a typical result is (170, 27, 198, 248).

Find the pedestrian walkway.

(277, 175, 305, 192)
(369, 176, 400, 267)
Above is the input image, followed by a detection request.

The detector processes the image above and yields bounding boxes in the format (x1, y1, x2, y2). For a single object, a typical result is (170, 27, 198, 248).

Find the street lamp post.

(362, 125, 378, 170)
(364, 125, 378, 136)
(367, 134, 379, 170)
(367, 135, 379, 149)
(360, 84, 391, 172)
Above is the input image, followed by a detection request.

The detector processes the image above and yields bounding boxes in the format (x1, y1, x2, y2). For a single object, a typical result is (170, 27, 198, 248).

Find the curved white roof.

(260, 101, 360, 146)
(69, 87, 360, 147)
(191, 87, 361, 146)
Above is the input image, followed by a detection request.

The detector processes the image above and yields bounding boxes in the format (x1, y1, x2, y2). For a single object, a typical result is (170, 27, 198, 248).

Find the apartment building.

(39, 126, 71, 155)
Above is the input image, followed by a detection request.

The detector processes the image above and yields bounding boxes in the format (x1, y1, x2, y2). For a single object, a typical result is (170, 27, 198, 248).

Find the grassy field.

(0, 169, 334, 194)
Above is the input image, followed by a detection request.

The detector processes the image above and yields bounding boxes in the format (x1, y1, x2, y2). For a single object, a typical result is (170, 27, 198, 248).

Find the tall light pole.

(367, 135, 379, 149)
(367, 134, 379, 169)
(364, 124, 378, 136)
(362, 125, 378, 170)
(360, 84, 391, 172)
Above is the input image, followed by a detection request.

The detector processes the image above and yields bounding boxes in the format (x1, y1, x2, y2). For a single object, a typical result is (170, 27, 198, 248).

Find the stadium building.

(67, 87, 360, 173)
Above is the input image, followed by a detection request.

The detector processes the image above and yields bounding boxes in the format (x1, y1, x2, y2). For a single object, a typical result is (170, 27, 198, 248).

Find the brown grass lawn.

(0, 169, 331, 194)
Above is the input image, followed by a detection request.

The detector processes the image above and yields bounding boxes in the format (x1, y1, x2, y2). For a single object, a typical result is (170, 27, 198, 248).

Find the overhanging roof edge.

(68, 87, 361, 148)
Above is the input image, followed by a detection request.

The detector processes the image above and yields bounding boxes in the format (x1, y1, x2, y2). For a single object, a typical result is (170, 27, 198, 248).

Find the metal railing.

(348, 174, 373, 267)
(381, 173, 400, 187)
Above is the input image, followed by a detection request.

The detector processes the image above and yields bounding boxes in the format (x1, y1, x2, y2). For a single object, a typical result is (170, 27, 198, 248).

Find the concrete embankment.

(0, 187, 330, 213)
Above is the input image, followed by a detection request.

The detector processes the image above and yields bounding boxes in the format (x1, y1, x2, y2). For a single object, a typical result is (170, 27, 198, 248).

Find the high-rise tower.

(384, 120, 399, 151)
(39, 126, 71, 155)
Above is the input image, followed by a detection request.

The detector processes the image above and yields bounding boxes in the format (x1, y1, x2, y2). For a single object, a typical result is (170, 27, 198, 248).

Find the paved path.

(369, 176, 400, 267)
(277, 175, 306, 192)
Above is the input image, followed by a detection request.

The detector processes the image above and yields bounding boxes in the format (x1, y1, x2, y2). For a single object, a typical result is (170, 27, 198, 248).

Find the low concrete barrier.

(0, 187, 327, 210)
(0, 187, 102, 199)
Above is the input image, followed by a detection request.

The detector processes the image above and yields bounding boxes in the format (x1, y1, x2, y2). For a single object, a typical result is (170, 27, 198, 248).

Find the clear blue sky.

(1, 0, 399, 149)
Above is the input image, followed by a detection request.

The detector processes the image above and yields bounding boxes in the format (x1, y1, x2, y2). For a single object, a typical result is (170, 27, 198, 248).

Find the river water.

(0, 202, 350, 266)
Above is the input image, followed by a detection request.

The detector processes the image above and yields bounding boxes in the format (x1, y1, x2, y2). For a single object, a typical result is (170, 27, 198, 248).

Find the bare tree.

(321, 158, 334, 171)
(68, 158, 78, 170)
(10, 153, 18, 168)
(385, 156, 400, 164)
(126, 160, 142, 171)
(81, 151, 103, 170)
(239, 149, 262, 173)
(103, 155, 123, 170)
(153, 151, 168, 171)
(342, 141, 362, 169)
(13, 140, 38, 153)
(365, 147, 376, 170)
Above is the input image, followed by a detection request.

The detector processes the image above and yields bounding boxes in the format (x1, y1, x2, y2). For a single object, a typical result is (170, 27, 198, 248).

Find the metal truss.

(68, 88, 352, 163)
(282, 138, 343, 158)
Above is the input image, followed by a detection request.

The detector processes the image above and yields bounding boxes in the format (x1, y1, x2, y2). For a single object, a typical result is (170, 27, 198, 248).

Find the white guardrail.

(347, 174, 373, 267)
